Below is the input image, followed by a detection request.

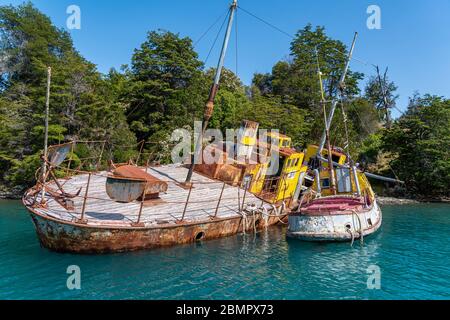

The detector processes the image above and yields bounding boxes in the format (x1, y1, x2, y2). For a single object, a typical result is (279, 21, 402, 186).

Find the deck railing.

(29, 140, 303, 226)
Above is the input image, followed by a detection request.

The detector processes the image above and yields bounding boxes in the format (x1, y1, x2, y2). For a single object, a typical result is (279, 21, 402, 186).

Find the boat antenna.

(317, 32, 358, 156)
(315, 47, 337, 195)
(185, 0, 238, 184)
(41, 66, 52, 204)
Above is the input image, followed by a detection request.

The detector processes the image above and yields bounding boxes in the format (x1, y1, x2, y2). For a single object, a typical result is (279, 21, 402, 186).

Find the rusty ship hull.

(23, 165, 287, 254)
(26, 206, 285, 254)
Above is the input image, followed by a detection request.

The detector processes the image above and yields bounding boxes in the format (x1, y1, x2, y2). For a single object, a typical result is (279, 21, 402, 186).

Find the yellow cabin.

(303, 145, 347, 168)
(247, 142, 307, 204)
(303, 144, 375, 202)
(263, 132, 292, 149)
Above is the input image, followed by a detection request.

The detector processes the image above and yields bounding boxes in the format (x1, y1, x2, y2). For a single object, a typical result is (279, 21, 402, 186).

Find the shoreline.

(377, 196, 450, 205)
(376, 196, 421, 206)
(0, 187, 24, 200)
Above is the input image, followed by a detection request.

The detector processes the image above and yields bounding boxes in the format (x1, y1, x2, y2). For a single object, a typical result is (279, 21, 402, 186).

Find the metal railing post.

(213, 182, 226, 218)
(66, 141, 74, 176)
(180, 183, 193, 222)
(134, 191, 146, 227)
(79, 172, 91, 223)
(241, 182, 248, 211)
(237, 186, 241, 212)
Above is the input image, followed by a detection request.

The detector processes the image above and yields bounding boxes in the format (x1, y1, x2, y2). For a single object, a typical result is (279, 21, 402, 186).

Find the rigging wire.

(238, 5, 376, 69)
(194, 9, 229, 46)
(238, 5, 294, 40)
(204, 9, 230, 65)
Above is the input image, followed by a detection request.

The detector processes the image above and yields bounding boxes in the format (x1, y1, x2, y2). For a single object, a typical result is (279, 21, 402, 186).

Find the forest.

(0, 3, 449, 199)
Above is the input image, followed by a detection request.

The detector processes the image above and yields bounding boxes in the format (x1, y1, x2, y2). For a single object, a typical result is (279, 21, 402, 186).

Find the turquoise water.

(0, 200, 449, 300)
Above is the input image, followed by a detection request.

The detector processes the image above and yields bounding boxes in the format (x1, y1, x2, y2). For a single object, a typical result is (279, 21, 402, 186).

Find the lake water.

(0, 200, 449, 300)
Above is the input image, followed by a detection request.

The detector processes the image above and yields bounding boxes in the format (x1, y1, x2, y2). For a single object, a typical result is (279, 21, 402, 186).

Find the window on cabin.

(282, 140, 290, 147)
(322, 178, 330, 189)
(332, 154, 341, 163)
(336, 168, 351, 193)
(286, 159, 292, 167)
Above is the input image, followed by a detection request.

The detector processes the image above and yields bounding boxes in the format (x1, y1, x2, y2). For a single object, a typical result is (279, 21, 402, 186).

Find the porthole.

(195, 231, 205, 241)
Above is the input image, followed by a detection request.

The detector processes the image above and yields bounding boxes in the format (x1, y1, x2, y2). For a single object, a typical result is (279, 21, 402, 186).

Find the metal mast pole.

(317, 32, 358, 156)
(315, 48, 337, 195)
(185, 0, 238, 184)
(376, 65, 392, 129)
(41, 66, 52, 203)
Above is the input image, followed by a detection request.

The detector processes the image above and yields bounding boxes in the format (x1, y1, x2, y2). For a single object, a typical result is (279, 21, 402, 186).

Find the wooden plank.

(41, 165, 266, 226)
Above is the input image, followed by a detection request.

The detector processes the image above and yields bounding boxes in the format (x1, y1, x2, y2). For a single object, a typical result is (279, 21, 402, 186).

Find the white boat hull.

(287, 200, 382, 242)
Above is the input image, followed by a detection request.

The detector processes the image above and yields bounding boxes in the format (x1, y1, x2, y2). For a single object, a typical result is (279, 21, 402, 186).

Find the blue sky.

(3, 0, 450, 117)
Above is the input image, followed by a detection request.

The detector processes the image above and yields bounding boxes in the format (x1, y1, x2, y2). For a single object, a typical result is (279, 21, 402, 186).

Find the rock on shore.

(377, 196, 421, 205)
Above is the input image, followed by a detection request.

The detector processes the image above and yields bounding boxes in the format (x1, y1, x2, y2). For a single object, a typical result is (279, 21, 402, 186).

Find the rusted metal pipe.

(213, 182, 226, 218)
(241, 184, 248, 211)
(80, 173, 91, 222)
(185, 0, 238, 185)
(180, 183, 193, 222)
(237, 186, 241, 212)
(135, 193, 145, 226)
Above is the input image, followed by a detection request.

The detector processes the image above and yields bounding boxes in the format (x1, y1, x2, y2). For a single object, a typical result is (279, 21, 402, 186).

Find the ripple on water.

(0, 200, 449, 299)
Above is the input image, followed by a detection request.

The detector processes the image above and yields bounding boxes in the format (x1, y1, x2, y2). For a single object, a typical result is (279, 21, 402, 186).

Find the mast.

(376, 65, 392, 129)
(185, 0, 238, 184)
(315, 48, 337, 194)
(41, 66, 52, 203)
(317, 32, 358, 156)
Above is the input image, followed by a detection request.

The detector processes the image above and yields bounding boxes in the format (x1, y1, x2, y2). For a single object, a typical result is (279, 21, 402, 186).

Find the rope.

(237, 5, 293, 39)
(204, 9, 230, 65)
(238, 5, 377, 69)
(346, 228, 355, 247)
(351, 210, 364, 246)
(194, 9, 229, 46)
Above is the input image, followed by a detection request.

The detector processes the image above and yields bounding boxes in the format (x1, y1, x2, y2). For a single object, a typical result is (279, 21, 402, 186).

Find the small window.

(332, 154, 341, 163)
(286, 159, 292, 167)
(322, 178, 330, 189)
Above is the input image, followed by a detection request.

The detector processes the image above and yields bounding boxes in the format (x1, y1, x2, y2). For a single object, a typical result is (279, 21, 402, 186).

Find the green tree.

(126, 30, 205, 142)
(0, 3, 135, 188)
(382, 95, 450, 197)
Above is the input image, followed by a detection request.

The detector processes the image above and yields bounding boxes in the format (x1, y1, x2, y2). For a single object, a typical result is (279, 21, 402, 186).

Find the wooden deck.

(33, 165, 267, 228)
